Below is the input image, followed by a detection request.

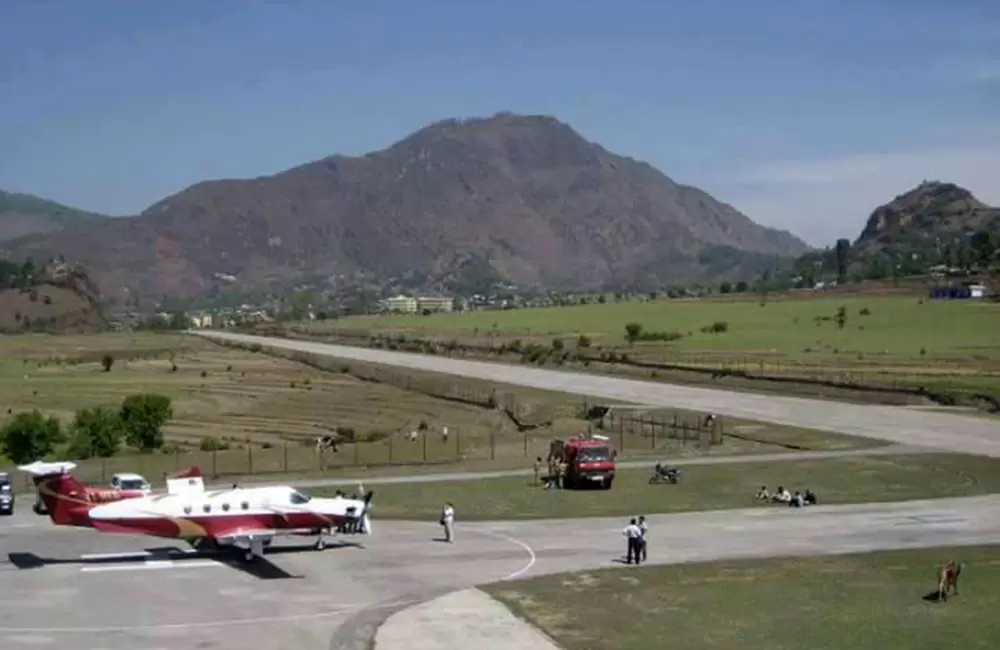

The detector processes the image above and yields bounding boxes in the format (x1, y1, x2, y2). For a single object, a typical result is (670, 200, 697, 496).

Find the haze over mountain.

(0, 190, 110, 242)
(2, 113, 810, 302)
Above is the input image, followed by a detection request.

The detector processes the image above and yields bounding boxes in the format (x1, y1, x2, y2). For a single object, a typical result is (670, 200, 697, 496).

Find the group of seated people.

(755, 485, 817, 507)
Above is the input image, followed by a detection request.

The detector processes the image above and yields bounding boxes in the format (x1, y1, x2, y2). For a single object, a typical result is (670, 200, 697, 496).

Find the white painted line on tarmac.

(80, 559, 225, 573)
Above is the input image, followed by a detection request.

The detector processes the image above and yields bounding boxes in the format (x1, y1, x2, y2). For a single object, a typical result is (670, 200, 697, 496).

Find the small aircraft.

(19, 460, 374, 563)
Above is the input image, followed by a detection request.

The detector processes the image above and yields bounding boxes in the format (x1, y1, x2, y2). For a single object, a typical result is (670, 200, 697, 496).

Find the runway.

(193, 331, 1000, 458)
(3, 494, 1000, 649)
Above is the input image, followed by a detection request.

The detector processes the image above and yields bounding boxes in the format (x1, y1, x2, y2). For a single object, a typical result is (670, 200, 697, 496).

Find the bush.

(101, 354, 114, 372)
(859, 307, 871, 316)
(551, 338, 564, 351)
(119, 393, 172, 452)
(67, 406, 124, 459)
(577, 334, 591, 348)
(624, 322, 643, 344)
(700, 321, 729, 334)
(199, 436, 229, 451)
(0, 410, 65, 464)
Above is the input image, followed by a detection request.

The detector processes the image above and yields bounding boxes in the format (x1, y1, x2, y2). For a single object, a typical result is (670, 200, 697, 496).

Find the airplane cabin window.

(289, 491, 311, 504)
(202, 504, 211, 513)
(241, 501, 249, 510)
(183, 505, 192, 514)
(222, 503, 230, 512)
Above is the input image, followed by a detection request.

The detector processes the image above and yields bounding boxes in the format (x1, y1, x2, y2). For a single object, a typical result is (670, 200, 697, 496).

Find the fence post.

(651, 417, 656, 449)
(490, 429, 496, 461)
(174, 449, 180, 472)
(248, 447, 253, 475)
(389, 437, 394, 464)
(423, 432, 428, 462)
(523, 432, 528, 458)
(283, 443, 288, 472)
(101, 458, 107, 482)
(619, 427, 624, 451)
(354, 441, 359, 465)
(456, 428, 461, 459)
(211, 450, 217, 478)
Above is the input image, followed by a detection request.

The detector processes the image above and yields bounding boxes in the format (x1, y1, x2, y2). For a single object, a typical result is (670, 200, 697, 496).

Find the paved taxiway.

(4, 493, 1000, 650)
(194, 331, 1000, 458)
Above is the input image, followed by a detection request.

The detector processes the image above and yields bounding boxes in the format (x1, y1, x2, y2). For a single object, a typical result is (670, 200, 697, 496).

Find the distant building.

(385, 295, 418, 313)
(929, 283, 987, 300)
(416, 296, 454, 313)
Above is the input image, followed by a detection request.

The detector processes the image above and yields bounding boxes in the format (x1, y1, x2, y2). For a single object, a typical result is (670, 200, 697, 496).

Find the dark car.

(0, 473, 14, 515)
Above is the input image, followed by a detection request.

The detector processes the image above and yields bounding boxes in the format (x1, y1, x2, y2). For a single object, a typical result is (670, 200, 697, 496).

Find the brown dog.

(937, 560, 964, 601)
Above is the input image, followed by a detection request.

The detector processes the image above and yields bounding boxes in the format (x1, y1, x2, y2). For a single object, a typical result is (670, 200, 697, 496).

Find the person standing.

(440, 502, 455, 543)
(623, 517, 643, 564)
(638, 515, 649, 562)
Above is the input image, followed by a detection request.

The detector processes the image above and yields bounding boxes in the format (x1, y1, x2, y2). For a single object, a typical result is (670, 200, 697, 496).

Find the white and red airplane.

(19, 460, 374, 563)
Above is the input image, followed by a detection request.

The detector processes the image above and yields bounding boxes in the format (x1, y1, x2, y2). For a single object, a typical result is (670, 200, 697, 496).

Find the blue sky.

(2, 0, 998, 246)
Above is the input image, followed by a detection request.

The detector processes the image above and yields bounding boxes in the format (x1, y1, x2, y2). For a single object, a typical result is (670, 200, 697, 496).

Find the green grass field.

(485, 545, 1000, 650)
(0, 333, 876, 487)
(309, 453, 1000, 521)
(304, 294, 1000, 395)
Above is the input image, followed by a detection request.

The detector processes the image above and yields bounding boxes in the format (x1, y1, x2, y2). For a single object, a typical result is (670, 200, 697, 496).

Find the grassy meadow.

(309, 453, 1000, 521)
(0, 332, 873, 488)
(485, 545, 1000, 650)
(306, 294, 1000, 395)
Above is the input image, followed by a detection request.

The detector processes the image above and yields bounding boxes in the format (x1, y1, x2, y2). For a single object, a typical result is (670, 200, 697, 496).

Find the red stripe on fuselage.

(89, 511, 349, 539)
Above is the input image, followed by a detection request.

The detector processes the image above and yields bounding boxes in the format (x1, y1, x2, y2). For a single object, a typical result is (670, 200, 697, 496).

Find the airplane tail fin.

(172, 465, 202, 479)
(17, 461, 93, 526)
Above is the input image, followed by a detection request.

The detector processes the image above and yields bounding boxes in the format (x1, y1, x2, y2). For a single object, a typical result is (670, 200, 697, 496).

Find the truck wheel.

(603, 478, 614, 490)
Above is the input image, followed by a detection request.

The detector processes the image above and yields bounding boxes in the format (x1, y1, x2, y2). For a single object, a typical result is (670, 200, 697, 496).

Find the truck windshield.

(577, 446, 611, 462)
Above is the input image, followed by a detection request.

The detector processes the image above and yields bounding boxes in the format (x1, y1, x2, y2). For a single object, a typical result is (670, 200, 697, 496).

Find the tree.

(719, 282, 732, 294)
(119, 394, 172, 452)
(624, 322, 643, 345)
(0, 410, 65, 464)
(735, 281, 748, 293)
(67, 406, 124, 459)
(835, 239, 850, 284)
(835, 306, 847, 330)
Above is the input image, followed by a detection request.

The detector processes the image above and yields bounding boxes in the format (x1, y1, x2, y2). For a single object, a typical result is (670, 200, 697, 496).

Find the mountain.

(1, 113, 810, 302)
(0, 190, 110, 242)
(788, 181, 1000, 287)
(854, 180, 1000, 253)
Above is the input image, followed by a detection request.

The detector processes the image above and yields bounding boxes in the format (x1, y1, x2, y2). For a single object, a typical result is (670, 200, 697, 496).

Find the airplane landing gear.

(241, 537, 266, 563)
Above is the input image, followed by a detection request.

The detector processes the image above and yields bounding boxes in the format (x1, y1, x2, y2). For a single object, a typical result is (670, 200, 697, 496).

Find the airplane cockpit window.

(289, 491, 311, 505)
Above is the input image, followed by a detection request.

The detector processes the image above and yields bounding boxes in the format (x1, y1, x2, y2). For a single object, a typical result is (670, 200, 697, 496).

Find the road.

(194, 331, 1000, 457)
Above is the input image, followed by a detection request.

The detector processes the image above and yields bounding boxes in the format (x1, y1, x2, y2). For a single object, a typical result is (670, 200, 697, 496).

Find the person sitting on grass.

(754, 485, 770, 501)
(771, 486, 791, 504)
(790, 491, 805, 507)
(803, 489, 817, 505)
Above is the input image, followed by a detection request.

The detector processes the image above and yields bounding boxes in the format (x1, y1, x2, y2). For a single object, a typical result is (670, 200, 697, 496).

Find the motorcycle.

(648, 463, 681, 485)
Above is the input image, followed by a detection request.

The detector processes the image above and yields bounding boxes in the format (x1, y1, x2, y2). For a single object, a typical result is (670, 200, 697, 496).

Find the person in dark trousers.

(638, 515, 649, 561)
(623, 518, 643, 564)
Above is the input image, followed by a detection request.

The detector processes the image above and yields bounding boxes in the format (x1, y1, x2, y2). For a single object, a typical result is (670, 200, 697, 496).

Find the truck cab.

(549, 434, 617, 489)
(110, 473, 151, 495)
(0, 473, 13, 515)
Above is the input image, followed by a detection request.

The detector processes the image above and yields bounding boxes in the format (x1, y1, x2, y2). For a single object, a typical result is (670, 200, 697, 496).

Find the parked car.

(110, 473, 152, 494)
(0, 473, 14, 515)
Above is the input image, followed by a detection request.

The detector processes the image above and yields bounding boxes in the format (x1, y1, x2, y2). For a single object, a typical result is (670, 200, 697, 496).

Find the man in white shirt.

(623, 517, 643, 564)
(441, 502, 455, 543)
